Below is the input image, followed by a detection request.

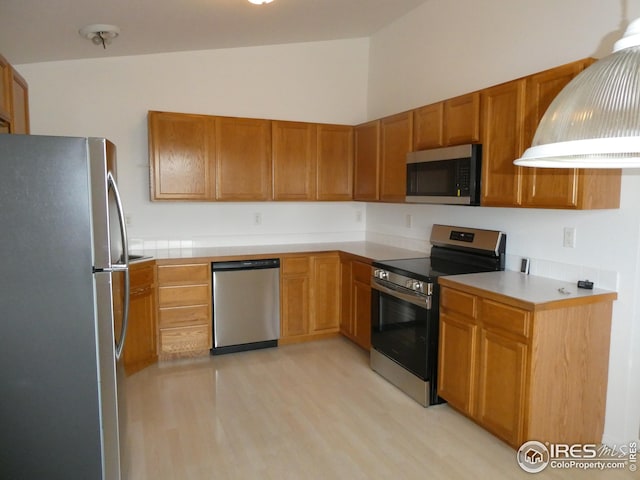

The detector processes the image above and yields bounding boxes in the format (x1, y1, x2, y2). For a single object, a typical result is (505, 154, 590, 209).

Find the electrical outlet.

(254, 212, 262, 225)
(405, 214, 413, 228)
(355, 210, 362, 223)
(125, 214, 132, 226)
(563, 227, 576, 248)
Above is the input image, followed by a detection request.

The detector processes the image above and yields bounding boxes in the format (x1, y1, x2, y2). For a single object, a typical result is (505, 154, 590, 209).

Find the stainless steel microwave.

(406, 144, 482, 205)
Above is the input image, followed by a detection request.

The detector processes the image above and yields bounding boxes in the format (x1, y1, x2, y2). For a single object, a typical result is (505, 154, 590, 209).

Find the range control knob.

(412, 280, 423, 292)
(374, 269, 388, 280)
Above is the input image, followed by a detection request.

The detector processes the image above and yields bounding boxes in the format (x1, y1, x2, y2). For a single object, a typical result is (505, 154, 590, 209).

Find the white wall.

(366, 0, 640, 445)
(18, 39, 370, 247)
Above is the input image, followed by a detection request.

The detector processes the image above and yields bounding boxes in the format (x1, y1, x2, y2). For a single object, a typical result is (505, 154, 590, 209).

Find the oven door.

(370, 279, 434, 380)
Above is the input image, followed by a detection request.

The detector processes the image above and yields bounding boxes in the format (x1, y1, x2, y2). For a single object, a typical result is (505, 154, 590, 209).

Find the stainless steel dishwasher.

(211, 258, 280, 355)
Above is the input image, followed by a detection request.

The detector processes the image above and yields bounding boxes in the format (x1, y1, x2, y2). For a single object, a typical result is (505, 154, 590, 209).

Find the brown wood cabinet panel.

(0, 54, 10, 123)
(281, 256, 311, 338)
(272, 120, 316, 200)
(480, 80, 526, 206)
(443, 92, 480, 145)
(440, 287, 477, 318)
(312, 254, 341, 332)
(158, 284, 210, 308)
(10, 68, 29, 134)
(215, 116, 271, 200)
(351, 262, 371, 349)
(159, 325, 210, 354)
(149, 111, 215, 200)
(124, 262, 157, 375)
(481, 299, 530, 339)
(316, 124, 354, 200)
(380, 111, 412, 202)
(438, 311, 477, 415)
(475, 329, 527, 446)
(413, 102, 444, 150)
(159, 305, 210, 328)
(354, 120, 380, 201)
(339, 259, 353, 335)
(157, 263, 210, 285)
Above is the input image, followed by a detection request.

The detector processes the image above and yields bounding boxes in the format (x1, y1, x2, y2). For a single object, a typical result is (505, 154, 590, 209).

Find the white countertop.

(135, 241, 427, 263)
(439, 270, 617, 309)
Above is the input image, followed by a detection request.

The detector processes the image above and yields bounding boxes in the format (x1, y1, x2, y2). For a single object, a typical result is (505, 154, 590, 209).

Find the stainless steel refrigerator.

(0, 135, 131, 479)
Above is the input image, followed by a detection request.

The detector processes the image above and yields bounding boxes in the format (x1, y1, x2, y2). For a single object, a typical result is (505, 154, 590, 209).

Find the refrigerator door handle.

(108, 171, 130, 360)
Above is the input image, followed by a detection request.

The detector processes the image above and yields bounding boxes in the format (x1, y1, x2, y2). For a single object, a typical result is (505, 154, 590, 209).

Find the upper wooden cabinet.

(354, 120, 380, 201)
(413, 92, 480, 151)
(149, 111, 215, 200)
(10, 68, 29, 134)
(150, 111, 353, 202)
(215, 116, 272, 201)
(380, 111, 413, 202)
(272, 120, 316, 200)
(316, 124, 354, 200)
(521, 59, 620, 209)
(413, 102, 444, 150)
(0, 55, 12, 124)
(480, 80, 527, 207)
(272, 121, 354, 201)
(443, 92, 481, 145)
(0, 53, 30, 134)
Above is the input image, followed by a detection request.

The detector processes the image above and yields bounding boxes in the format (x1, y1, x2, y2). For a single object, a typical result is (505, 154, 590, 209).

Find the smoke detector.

(79, 24, 120, 49)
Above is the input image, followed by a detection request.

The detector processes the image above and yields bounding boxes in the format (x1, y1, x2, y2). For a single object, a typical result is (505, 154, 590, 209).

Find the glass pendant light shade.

(515, 18, 640, 168)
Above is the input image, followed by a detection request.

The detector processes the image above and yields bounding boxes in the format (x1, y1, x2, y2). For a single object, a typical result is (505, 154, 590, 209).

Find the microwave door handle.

(108, 172, 130, 360)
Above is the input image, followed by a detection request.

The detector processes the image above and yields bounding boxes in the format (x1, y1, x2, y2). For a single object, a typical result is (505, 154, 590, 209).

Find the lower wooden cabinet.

(437, 281, 615, 448)
(340, 256, 371, 350)
(280, 253, 341, 344)
(156, 261, 212, 357)
(123, 262, 158, 375)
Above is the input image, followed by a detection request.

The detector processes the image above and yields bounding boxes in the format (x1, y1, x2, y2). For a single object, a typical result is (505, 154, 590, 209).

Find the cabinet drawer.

(352, 261, 371, 284)
(159, 305, 210, 327)
(157, 263, 210, 285)
(158, 284, 210, 307)
(282, 256, 310, 275)
(441, 287, 477, 318)
(130, 264, 154, 288)
(481, 299, 530, 338)
(159, 325, 211, 354)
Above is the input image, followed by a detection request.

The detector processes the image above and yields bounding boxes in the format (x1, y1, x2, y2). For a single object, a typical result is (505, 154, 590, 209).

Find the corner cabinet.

(280, 253, 341, 344)
(480, 58, 621, 209)
(124, 262, 158, 375)
(438, 275, 616, 448)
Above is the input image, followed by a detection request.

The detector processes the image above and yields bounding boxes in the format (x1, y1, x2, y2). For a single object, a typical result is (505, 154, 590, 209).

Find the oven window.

(372, 290, 430, 379)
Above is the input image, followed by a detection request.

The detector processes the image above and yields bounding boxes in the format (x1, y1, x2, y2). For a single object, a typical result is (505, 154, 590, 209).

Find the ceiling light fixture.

(79, 24, 120, 49)
(248, 0, 274, 4)
(514, 18, 640, 168)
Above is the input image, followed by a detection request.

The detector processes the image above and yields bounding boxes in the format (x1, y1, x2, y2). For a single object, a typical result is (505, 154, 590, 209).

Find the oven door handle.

(372, 280, 432, 310)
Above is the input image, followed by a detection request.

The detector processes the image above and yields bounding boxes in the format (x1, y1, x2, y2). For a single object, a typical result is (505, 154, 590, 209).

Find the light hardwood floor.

(125, 338, 636, 479)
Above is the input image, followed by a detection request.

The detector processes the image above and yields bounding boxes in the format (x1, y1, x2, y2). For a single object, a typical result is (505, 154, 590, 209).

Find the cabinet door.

(339, 258, 353, 335)
(316, 124, 354, 200)
(148, 111, 215, 200)
(311, 255, 341, 333)
(10, 68, 29, 134)
(413, 102, 444, 150)
(215, 116, 272, 200)
(480, 80, 526, 206)
(281, 257, 311, 338)
(0, 54, 10, 123)
(354, 120, 380, 201)
(521, 61, 589, 208)
(438, 311, 477, 415)
(443, 92, 480, 145)
(351, 261, 371, 350)
(124, 263, 157, 375)
(380, 111, 413, 202)
(475, 328, 528, 448)
(272, 120, 316, 200)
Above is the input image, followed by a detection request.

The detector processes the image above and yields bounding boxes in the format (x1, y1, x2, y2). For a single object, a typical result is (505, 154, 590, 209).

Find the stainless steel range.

(370, 224, 506, 406)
